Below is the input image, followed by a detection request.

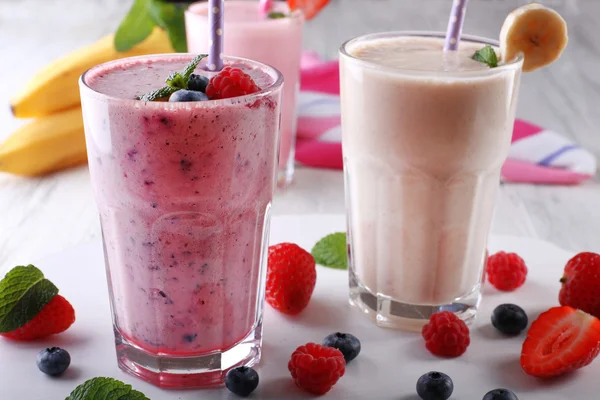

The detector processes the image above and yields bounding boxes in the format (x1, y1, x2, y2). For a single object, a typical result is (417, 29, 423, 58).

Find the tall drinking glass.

(340, 32, 523, 331)
(186, 0, 304, 187)
(79, 54, 283, 388)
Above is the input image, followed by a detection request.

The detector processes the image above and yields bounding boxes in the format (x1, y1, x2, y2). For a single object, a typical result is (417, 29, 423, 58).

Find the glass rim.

(79, 53, 284, 106)
(185, 0, 304, 23)
(339, 31, 524, 78)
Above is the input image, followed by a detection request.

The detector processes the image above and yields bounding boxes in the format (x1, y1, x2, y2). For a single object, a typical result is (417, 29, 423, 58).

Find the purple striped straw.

(208, 0, 225, 71)
(444, 0, 470, 51)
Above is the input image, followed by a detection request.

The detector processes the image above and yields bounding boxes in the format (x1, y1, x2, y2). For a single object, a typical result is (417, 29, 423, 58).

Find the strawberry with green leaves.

(0, 265, 75, 341)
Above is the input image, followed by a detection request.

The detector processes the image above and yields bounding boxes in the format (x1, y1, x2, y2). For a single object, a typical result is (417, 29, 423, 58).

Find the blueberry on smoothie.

(188, 74, 210, 93)
(225, 366, 259, 397)
(169, 89, 209, 102)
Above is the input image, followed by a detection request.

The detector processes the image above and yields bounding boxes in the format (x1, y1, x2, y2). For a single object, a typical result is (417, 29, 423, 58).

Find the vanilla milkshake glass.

(340, 32, 523, 331)
(186, 1, 304, 187)
(80, 54, 282, 387)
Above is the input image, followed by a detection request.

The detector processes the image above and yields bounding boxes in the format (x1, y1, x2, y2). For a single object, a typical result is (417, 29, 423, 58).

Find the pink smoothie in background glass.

(340, 33, 523, 331)
(80, 54, 282, 388)
(186, 0, 304, 187)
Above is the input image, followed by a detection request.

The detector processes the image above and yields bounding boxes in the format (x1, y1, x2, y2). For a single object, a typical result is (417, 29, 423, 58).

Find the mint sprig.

(137, 54, 207, 101)
(66, 377, 150, 400)
(472, 45, 499, 68)
(114, 0, 187, 53)
(138, 86, 178, 102)
(181, 54, 205, 82)
(0, 265, 58, 333)
(311, 232, 348, 270)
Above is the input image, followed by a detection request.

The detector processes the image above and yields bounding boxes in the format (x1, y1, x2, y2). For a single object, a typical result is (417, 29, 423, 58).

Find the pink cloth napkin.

(295, 52, 596, 185)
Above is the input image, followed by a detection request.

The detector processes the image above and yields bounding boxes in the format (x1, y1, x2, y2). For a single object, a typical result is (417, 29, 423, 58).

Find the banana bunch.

(0, 28, 173, 176)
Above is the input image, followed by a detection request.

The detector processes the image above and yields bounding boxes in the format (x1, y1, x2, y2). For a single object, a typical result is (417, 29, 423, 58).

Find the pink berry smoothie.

(80, 54, 282, 387)
(340, 33, 523, 331)
(186, 0, 304, 186)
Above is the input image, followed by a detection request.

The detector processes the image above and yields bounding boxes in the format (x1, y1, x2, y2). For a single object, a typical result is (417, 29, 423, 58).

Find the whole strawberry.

(559, 252, 600, 318)
(0, 265, 75, 341)
(266, 243, 317, 315)
(288, 342, 346, 395)
(486, 251, 528, 291)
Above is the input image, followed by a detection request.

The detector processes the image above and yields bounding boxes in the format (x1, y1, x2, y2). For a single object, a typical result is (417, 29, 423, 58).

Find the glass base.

(114, 321, 263, 389)
(349, 269, 481, 332)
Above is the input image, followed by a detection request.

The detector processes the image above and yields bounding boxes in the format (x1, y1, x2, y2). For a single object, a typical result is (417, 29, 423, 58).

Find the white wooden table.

(1, 0, 599, 274)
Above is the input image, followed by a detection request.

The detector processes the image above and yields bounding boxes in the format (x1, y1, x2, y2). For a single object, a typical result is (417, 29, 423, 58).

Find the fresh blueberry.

(483, 388, 519, 400)
(491, 304, 528, 335)
(168, 89, 209, 102)
(225, 366, 259, 397)
(416, 371, 453, 400)
(322, 332, 361, 362)
(36, 347, 71, 376)
(188, 74, 210, 93)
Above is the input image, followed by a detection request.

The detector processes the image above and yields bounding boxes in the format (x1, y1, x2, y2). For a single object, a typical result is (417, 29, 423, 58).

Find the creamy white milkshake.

(340, 33, 522, 330)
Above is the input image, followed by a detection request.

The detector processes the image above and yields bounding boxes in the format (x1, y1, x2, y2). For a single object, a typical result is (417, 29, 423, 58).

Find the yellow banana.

(0, 107, 87, 176)
(500, 3, 568, 72)
(10, 28, 174, 118)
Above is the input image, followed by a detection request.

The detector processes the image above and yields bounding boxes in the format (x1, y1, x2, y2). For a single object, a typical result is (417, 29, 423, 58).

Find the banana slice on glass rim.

(499, 2, 568, 72)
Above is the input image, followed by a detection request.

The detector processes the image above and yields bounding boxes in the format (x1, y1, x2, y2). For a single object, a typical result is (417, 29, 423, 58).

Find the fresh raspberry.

(1, 295, 75, 341)
(205, 66, 261, 100)
(486, 251, 528, 291)
(559, 252, 600, 318)
(266, 243, 316, 315)
(422, 311, 470, 358)
(288, 343, 346, 395)
(521, 306, 600, 378)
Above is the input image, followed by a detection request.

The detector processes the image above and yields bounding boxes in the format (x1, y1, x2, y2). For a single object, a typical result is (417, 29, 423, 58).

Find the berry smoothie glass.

(185, 0, 304, 187)
(79, 54, 282, 388)
(340, 32, 523, 331)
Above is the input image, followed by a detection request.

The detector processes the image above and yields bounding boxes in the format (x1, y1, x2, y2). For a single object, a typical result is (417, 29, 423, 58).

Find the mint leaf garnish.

(472, 45, 498, 68)
(181, 54, 206, 82)
(137, 54, 207, 101)
(311, 232, 348, 270)
(165, 72, 187, 89)
(0, 265, 58, 333)
(137, 86, 178, 101)
(147, 0, 187, 53)
(114, 0, 155, 52)
(268, 12, 287, 19)
(66, 377, 150, 400)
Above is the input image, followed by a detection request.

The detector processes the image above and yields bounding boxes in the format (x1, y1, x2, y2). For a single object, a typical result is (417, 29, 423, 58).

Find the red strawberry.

(266, 243, 316, 315)
(288, 342, 346, 395)
(205, 66, 260, 100)
(0, 295, 75, 341)
(486, 251, 528, 291)
(287, 0, 330, 20)
(559, 252, 600, 318)
(520, 306, 600, 378)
